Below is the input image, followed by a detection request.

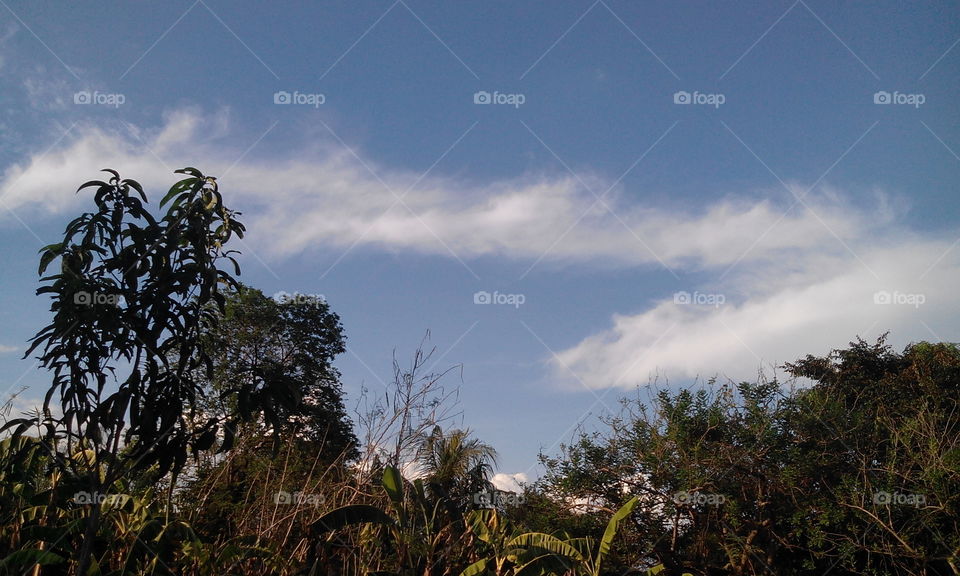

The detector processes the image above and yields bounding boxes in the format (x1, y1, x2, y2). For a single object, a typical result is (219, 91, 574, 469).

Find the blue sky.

(1, 1, 958, 486)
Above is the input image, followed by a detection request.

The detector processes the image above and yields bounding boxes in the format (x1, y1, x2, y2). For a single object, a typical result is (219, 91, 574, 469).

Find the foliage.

(2, 168, 304, 574)
(2, 166, 959, 576)
(416, 426, 497, 510)
(199, 284, 357, 458)
(9, 168, 246, 481)
(538, 336, 960, 575)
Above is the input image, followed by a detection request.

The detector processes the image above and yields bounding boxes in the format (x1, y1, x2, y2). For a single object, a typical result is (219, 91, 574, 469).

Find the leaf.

(38, 248, 62, 276)
(203, 190, 218, 211)
(464, 509, 495, 544)
(0, 549, 66, 570)
(596, 496, 638, 573)
(507, 532, 585, 564)
(218, 422, 236, 453)
(412, 478, 427, 504)
(382, 465, 403, 505)
(174, 167, 202, 178)
(2, 419, 36, 438)
(160, 178, 194, 208)
(159, 187, 182, 209)
(37, 242, 64, 254)
(76, 179, 108, 193)
(124, 178, 147, 201)
(458, 559, 492, 576)
(193, 428, 217, 451)
(310, 505, 394, 536)
(513, 551, 581, 576)
(84, 553, 101, 576)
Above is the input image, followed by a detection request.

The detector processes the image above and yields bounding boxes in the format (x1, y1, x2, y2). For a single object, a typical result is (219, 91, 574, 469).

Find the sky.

(0, 1, 958, 489)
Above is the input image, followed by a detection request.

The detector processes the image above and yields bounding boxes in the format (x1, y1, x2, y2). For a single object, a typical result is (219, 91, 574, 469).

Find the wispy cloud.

(553, 238, 958, 388)
(1, 109, 887, 272)
(1, 109, 953, 390)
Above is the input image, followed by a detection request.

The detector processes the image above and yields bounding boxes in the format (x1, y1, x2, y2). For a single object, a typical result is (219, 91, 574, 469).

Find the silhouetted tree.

(3, 168, 307, 574)
(200, 285, 357, 460)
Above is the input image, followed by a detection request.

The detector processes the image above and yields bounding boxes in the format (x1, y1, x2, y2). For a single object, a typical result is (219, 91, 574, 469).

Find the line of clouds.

(1, 109, 956, 389)
(1, 110, 887, 266)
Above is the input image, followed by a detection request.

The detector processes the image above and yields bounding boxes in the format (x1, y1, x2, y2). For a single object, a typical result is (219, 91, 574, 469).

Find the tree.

(782, 336, 960, 574)
(538, 379, 793, 574)
(199, 284, 357, 459)
(3, 167, 294, 574)
(417, 426, 497, 507)
(180, 285, 358, 545)
(537, 337, 960, 575)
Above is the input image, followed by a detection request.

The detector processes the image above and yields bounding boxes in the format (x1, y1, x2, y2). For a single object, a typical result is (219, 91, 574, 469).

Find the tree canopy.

(200, 284, 357, 460)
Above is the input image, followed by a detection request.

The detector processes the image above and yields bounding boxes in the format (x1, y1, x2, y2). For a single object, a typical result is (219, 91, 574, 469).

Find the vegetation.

(1, 169, 958, 575)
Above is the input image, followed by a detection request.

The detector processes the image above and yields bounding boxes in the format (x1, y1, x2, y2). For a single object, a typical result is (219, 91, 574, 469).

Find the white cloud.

(553, 238, 959, 389)
(1, 108, 955, 390)
(0, 109, 886, 273)
(491, 472, 529, 493)
(0, 345, 17, 354)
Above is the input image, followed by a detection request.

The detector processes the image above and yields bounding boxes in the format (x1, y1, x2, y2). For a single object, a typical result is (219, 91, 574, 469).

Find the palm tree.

(416, 426, 497, 506)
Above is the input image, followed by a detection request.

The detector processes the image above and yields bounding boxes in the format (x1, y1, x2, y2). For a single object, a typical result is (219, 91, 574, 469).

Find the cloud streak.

(2, 109, 955, 389)
(2, 110, 885, 270)
(554, 238, 958, 388)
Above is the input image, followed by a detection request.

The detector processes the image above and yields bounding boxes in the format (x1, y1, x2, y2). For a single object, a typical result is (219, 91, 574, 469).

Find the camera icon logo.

(474, 91, 491, 105)
(74, 491, 113, 505)
(873, 91, 891, 105)
(873, 290, 891, 305)
(872, 491, 891, 505)
(274, 491, 292, 504)
(274, 91, 291, 104)
(673, 291, 691, 304)
(74, 91, 92, 105)
(673, 91, 691, 104)
(473, 491, 494, 506)
(74, 291, 92, 305)
(473, 290, 491, 304)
